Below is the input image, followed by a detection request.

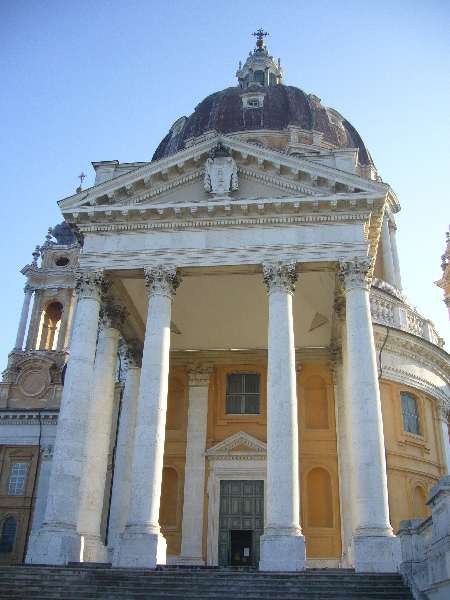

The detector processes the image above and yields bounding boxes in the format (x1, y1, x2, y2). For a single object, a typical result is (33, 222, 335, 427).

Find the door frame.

(205, 432, 266, 566)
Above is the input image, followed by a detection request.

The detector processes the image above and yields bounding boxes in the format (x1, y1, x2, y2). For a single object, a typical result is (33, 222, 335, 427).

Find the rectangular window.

(401, 392, 421, 435)
(7, 462, 29, 496)
(226, 373, 260, 415)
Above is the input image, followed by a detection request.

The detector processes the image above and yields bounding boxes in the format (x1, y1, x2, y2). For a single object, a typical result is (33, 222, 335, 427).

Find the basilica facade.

(1, 35, 449, 574)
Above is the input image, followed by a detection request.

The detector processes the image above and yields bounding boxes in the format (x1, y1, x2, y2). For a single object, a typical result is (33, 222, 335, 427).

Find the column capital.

(436, 398, 450, 423)
(125, 340, 143, 368)
(262, 262, 297, 295)
(100, 299, 128, 331)
(144, 266, 181, 299)
(339, 257, 373, 292)
(187, 363, 213, 386)
(75, 270, 109, 302)
(24, 284, 34, 294)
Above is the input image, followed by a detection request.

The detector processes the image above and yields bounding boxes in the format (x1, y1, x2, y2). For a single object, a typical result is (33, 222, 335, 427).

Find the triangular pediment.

(206, 431, 266, 459)
(58, 133, 393, 218)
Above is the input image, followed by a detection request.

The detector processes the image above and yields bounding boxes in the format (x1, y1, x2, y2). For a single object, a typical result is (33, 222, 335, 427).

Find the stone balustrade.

(370, 284, 444, 348)
(398, 476, 450, 599)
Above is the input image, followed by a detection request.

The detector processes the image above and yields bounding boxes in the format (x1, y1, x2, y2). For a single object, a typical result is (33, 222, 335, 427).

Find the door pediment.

(206, 431, 267, 461)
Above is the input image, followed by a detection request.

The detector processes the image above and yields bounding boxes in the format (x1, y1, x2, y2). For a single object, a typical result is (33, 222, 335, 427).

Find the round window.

(55, 256, 69, 267)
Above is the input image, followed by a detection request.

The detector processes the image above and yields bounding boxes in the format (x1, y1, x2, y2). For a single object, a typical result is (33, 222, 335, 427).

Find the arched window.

(159, 468, 178, 528)
(0, 517, 17, 553)
(401, 392, 421, 435)
(36, 301, 63, 350)
(412, 485, 429, 519)
(307, 468, 333, 528)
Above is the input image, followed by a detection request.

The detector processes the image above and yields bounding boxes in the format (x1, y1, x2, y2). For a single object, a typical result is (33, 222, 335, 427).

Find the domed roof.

(152, 84, 373, 167)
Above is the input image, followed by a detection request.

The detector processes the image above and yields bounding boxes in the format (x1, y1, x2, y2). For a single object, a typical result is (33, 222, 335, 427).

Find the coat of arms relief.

(204, 143, 239, 197)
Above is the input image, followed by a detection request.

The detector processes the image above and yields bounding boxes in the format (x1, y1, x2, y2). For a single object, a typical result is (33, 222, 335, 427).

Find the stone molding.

(339, 257, 373, 292)
(262, 262, 297, 295)
(143, 265, 181, 299)
(74, 270, 108, 301)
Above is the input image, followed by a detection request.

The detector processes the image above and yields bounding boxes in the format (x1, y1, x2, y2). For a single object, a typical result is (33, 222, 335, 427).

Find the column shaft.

(382, 215, 396, 287)
(340, 258, 400, 572)
(78, 306, 123, 562)
(437, 402, 450, 474)
(114, 266, 180, 569)
(178, 368, 211, 564)
(26, 271, 106, 565)
(389, 220, 403, 290)
(108, 358, 141, 558)
(259, 263, 305, 572)
(15, 286, 33, 350)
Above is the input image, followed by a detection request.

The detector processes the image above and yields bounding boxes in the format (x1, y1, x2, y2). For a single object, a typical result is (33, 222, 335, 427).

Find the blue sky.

(1, 0, 449, 367)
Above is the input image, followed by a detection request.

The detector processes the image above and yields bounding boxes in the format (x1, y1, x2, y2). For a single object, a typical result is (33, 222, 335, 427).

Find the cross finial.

(76, 172, 86, 193)
(252, 28, 269, 50)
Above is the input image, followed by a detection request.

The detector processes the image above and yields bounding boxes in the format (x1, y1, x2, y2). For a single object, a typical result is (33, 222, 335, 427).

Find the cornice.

(74, 208, 372, 234)
(373, 325, 450, 385)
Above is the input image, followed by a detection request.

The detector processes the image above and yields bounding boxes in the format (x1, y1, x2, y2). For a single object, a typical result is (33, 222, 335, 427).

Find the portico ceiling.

(121, 268, 335, 351)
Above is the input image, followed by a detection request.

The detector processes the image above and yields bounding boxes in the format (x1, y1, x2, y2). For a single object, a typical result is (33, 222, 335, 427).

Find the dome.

(152, 84, 373, 167)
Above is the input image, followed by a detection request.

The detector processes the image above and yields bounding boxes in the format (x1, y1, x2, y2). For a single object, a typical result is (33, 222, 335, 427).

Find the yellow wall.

(380, 380, 446, 530)
(159, 363, 447, 560)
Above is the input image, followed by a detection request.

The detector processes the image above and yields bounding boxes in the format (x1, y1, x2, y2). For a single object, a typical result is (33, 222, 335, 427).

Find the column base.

(26, 525, 82, 565)
(352, 533, 401, 572)
(176, 555, 205, 566)
(259, 532, 306, 571)
(113, 529, 167, 568)
(80, 534, 109, 563)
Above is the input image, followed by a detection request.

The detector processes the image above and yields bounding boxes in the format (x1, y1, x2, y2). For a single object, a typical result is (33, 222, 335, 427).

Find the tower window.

(401, 392, 421, 435)
(247, 98, 260, 108)
(7, 462, 29, 496)
(0, 517, 17, 553)
(254, 70, 265, 84)
(226, 373, 260, 414)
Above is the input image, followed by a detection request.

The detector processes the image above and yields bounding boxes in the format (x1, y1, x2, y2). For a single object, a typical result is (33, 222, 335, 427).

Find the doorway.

(218, 480, 264, 567)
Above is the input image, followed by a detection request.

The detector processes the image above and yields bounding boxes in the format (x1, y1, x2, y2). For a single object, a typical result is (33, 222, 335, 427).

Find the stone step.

(0, 566, 413, 600)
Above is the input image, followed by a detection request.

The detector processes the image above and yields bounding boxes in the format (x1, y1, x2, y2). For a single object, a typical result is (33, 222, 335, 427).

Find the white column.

(259, 262, 306, 572)
(14, 285, 33, 350)
(108, 344, 142, 559)
(331, 335, 354, 567)
(78, 299, 126, 562)
(178, 366, 211, 565)
(27, 445, 54, 541)
(339, 258, 400, 572)
(26, 270, 105, 565)
(389, 219, 403, 291)
(437, 400, 450, 474)
(114, 266, 180, 568)
(381, 215, 396, 287)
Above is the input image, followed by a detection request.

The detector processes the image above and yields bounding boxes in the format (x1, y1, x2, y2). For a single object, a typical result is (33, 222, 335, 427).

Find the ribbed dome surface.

(152, 85, 373, 166)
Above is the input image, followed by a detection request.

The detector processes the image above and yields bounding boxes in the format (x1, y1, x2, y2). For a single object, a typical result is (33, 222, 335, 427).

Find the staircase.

(0, 565, 414, 599)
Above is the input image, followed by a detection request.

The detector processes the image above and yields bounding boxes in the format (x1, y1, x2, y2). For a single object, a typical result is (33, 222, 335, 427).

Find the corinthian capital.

(262, 262, 297, 295)
(338, 257, 373, 292)
(75, 270, 109, 301)
(100, 299, 128, 331)
(144, 265, 181, 299)
(436, 398, 450, 423)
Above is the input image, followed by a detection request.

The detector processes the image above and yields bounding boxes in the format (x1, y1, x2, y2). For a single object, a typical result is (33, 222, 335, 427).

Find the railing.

(370, 283, 444, 348)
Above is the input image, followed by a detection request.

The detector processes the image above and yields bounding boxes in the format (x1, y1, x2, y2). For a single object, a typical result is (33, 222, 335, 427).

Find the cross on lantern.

(252, 28, 269, 49)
